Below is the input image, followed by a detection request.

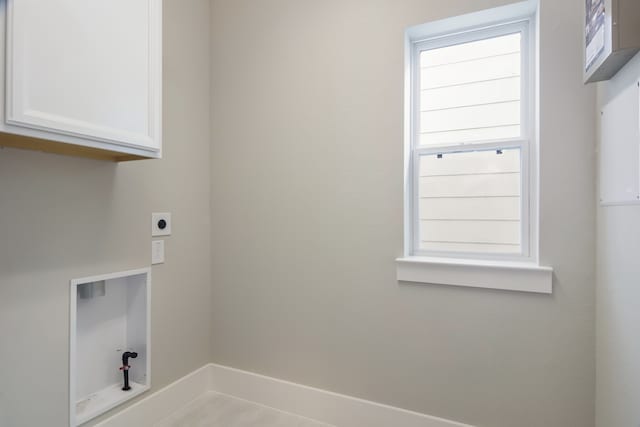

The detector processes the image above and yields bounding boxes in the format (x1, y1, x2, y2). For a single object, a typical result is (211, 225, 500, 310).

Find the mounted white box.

(70, 268, 151, 426)
(584, 0, 640, 83)
(599, 77, 640, 205)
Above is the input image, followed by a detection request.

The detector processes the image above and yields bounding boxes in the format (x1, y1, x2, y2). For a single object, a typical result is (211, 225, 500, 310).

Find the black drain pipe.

(120, 351, 138, 391)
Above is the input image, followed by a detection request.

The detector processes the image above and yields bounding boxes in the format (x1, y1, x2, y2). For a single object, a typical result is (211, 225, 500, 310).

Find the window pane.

(420, 52, 520, 89)
(419, 33, 522, 145)
(421, 76, 520, 111)
(420, 125, 521, 146)
(420, 100, 520, 134)
(417, 148, 522, 254)
(421, 33, 521, 66)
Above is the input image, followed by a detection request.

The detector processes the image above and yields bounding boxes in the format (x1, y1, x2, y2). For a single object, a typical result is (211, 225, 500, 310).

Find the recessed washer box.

(70, 268, 151, 426)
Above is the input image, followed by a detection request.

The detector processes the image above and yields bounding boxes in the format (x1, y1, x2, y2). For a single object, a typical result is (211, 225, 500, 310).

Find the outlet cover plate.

(152, 213, 171, 237)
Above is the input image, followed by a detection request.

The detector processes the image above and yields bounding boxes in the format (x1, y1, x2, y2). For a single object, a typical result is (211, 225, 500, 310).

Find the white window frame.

(397, 1, 553, 294)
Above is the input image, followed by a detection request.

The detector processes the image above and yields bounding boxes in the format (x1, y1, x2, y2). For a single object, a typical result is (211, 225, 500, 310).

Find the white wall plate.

(151, 240, 165, 265)
(151, 213, 171, 236)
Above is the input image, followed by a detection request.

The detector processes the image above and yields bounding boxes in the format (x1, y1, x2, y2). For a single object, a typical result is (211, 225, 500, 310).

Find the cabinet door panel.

(6, 0, 161, 151)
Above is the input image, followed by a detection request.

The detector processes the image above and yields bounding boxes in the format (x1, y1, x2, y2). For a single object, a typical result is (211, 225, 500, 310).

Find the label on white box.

(151, 240, 165, 264)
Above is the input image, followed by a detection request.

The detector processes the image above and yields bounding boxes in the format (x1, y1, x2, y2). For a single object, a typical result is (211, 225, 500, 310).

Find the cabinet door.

(5, 0, 161, 152)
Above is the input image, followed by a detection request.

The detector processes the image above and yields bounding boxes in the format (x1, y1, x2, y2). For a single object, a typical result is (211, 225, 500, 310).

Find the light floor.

(154, 392, 333, 427)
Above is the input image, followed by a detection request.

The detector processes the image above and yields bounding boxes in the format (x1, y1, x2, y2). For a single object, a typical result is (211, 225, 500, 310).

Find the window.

(409, 19, 535, 261)
(398, 4, 552, 294)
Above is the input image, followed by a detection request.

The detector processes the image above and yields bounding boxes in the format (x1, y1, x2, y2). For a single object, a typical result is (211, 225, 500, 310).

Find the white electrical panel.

(600, 79, 640, 205)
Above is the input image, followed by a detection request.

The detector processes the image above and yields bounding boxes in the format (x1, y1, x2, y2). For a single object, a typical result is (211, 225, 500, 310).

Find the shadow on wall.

(0, 146, 122, 277)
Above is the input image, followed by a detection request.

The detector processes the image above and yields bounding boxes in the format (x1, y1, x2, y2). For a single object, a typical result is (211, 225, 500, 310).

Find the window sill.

(396, 256, 553, 294)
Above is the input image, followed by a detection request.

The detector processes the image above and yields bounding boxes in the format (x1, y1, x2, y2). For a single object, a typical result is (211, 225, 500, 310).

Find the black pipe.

(121, 351, 138, 391)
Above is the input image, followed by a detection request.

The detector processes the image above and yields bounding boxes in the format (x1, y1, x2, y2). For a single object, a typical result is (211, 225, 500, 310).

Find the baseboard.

(96, 363, 474, 427)
(93, 365, 210, 427)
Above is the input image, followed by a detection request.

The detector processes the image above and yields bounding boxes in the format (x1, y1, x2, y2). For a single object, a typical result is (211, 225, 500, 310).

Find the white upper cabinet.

(0, 0, 162, 161)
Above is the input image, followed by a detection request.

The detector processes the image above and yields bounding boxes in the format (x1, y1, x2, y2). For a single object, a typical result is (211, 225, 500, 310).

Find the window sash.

(413, 20, 531, 148)
(411, 139, 530, 260)
(409, 19, 534, 261)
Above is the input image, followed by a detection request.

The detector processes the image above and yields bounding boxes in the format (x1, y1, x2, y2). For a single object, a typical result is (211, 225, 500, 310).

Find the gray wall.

(0, 1, 211, 426)
(595, 53, 640, 427)
(209, 0, 596, 426)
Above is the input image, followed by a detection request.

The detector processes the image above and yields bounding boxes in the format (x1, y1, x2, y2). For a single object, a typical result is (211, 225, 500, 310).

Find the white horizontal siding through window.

(418, 148, 521, 254)
(420, 125, 521, 146)
(420, 77, 521, 112)
(419, 32, 522, 146)
(420, 101, 521, 134)
(420, 52, 520, 89)
(419, 241, 519, 254)
(418, 172, 520, 197)
(420, 31, 520, 65)
(419, 197, 520, 220)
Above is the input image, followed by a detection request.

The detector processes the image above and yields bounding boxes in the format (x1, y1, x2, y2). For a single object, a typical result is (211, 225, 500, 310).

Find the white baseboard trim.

(93, 365, 210, 427)
(96, 363, 474, 427)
